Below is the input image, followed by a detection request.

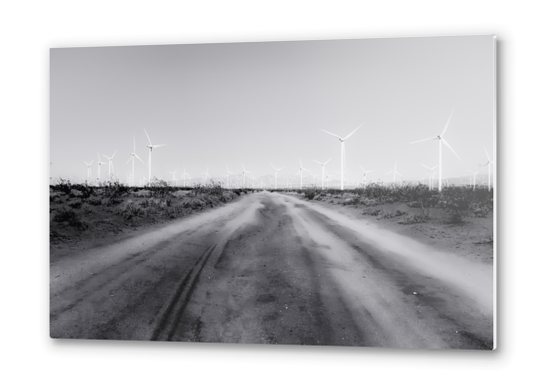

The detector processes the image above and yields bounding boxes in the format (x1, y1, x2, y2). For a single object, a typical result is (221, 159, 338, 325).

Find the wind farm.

(50, 36, 495, 349)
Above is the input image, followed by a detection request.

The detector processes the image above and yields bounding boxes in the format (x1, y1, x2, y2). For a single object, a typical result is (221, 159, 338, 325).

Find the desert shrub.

(52, 207, 88, 230)
(52, 207, 78, 223)
(100, 181, 130, 199)
(304, 187, 319, 200)
(192, 181, 224, 197)
(81, 203, 94, 214)
(50, 191, 64, 203)
(86, 195, 103, 206)
(70, 189, 84, 198)
(363, 208, 382, 216)
(68, 198, 83, 209)
(147, 178, 170, 198)
(379, 210, 407, 219)
(132, 189, 152, 197)
(399, 214, 429, 225)
(117, 200, 142, 220)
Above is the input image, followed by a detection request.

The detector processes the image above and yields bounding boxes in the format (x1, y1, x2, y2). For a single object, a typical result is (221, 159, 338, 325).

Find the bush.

(303, 187, 319, 200)
(68, 198, 83, 209)
(52, 207, 88, 230)
(399, 214, 429, 225)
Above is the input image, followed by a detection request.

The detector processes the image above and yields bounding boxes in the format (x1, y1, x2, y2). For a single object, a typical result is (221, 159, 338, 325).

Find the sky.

(50, 35, 495, 185)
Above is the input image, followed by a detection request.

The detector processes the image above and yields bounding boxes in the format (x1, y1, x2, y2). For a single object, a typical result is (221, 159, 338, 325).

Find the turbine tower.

(96, 152, 105, 181)
(359, 164, 373, 186)
(143, 128, 166, 183)
(169, 170, 177, 186)
(84, 160, 93, 181)
(386, 163, 402, 184)
(103, 150, 117, 180)
(483, 147, 494, 191)
(468, 169, 480, 190)
(313, 158, 332, 190)
(410, 109, 461, 192)
(182, 166, 189, 188)
(295, 158, 311, 190)
(421, 164, 438, 190)
(321, 123, 363, 190)
(241, 163, 252, 188)
(226, 165, 234, 189)
(270, 163, 284, 189)
(201, 166, 210, 184)
(126, 137, 144, 187)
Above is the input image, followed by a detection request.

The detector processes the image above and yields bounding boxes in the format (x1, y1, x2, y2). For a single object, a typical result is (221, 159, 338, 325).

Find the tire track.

(150, 244, 217, 341)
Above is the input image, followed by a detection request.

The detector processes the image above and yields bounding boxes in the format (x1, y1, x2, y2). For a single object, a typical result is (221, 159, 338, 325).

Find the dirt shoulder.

(294, 192, 493, 265)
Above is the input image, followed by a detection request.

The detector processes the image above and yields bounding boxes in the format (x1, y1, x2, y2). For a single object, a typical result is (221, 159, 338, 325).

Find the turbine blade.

(153, 144, 166, 148)
(143, 128, 152, 145)
(321, 129, 342, 140)
(442, 138, 462, 161)
(135, 154, 145, 164)
(324, 158, 332, 165)
(111, 150, 117, 159)
(313, 159, 323, 166)
(441, 108, 455, 137)
(410, 137, 437, 145)
(133, 136, 136, 152)
(343, 123, 363, 141)
(421, 163, 430, 170)
(484, 147, 491, 161)
(126, 157, 132, 164)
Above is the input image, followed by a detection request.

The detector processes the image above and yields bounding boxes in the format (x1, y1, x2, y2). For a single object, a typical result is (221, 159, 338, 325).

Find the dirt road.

(50, 192, 493, 349)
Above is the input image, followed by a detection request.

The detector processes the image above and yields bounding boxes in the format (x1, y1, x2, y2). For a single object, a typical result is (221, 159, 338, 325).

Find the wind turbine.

(468, 169, 480, 190)
(421, 164, 438, 190)
(313, 158, 332, 190)
(126, 137, 144, 187)
(169, 170, 177, 186)
(226, 165, 234, 189)
(410, 109, 461, 192)
(325, 169, 332, 189)
(182, 166, 189, 187)
(102, 150, 117, 180)
(201, 166, 210, 184)
(143, 128, 166, 182)
(483, 147, 494, 191)
(270, 163, 284, 189)
(241, 163, 252, 188)
(359, 164, 373, 186)
(96, 152, 105, 181)
(386, 163, 402, 184)
(84, 160, 93, 180)
(295, 158, 311, 190)
(321, 123, 363, 190)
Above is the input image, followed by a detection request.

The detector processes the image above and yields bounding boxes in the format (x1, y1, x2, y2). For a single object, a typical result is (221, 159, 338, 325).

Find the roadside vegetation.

(50, 178, 248, 246)
(272, 182, 493, 226)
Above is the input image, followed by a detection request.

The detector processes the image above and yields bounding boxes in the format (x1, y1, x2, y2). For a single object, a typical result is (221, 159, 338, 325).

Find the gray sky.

(50, 35, 495, 184)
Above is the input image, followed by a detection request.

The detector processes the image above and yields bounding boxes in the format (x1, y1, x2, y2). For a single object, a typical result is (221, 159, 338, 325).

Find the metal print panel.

(50, 35, 496, 349)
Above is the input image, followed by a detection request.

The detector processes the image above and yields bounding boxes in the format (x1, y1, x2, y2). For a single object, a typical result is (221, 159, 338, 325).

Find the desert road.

(50, 192, 493, 349)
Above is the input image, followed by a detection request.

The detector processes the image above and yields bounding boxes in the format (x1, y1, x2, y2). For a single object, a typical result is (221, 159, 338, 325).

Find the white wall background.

(1, 1, 538, 383)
